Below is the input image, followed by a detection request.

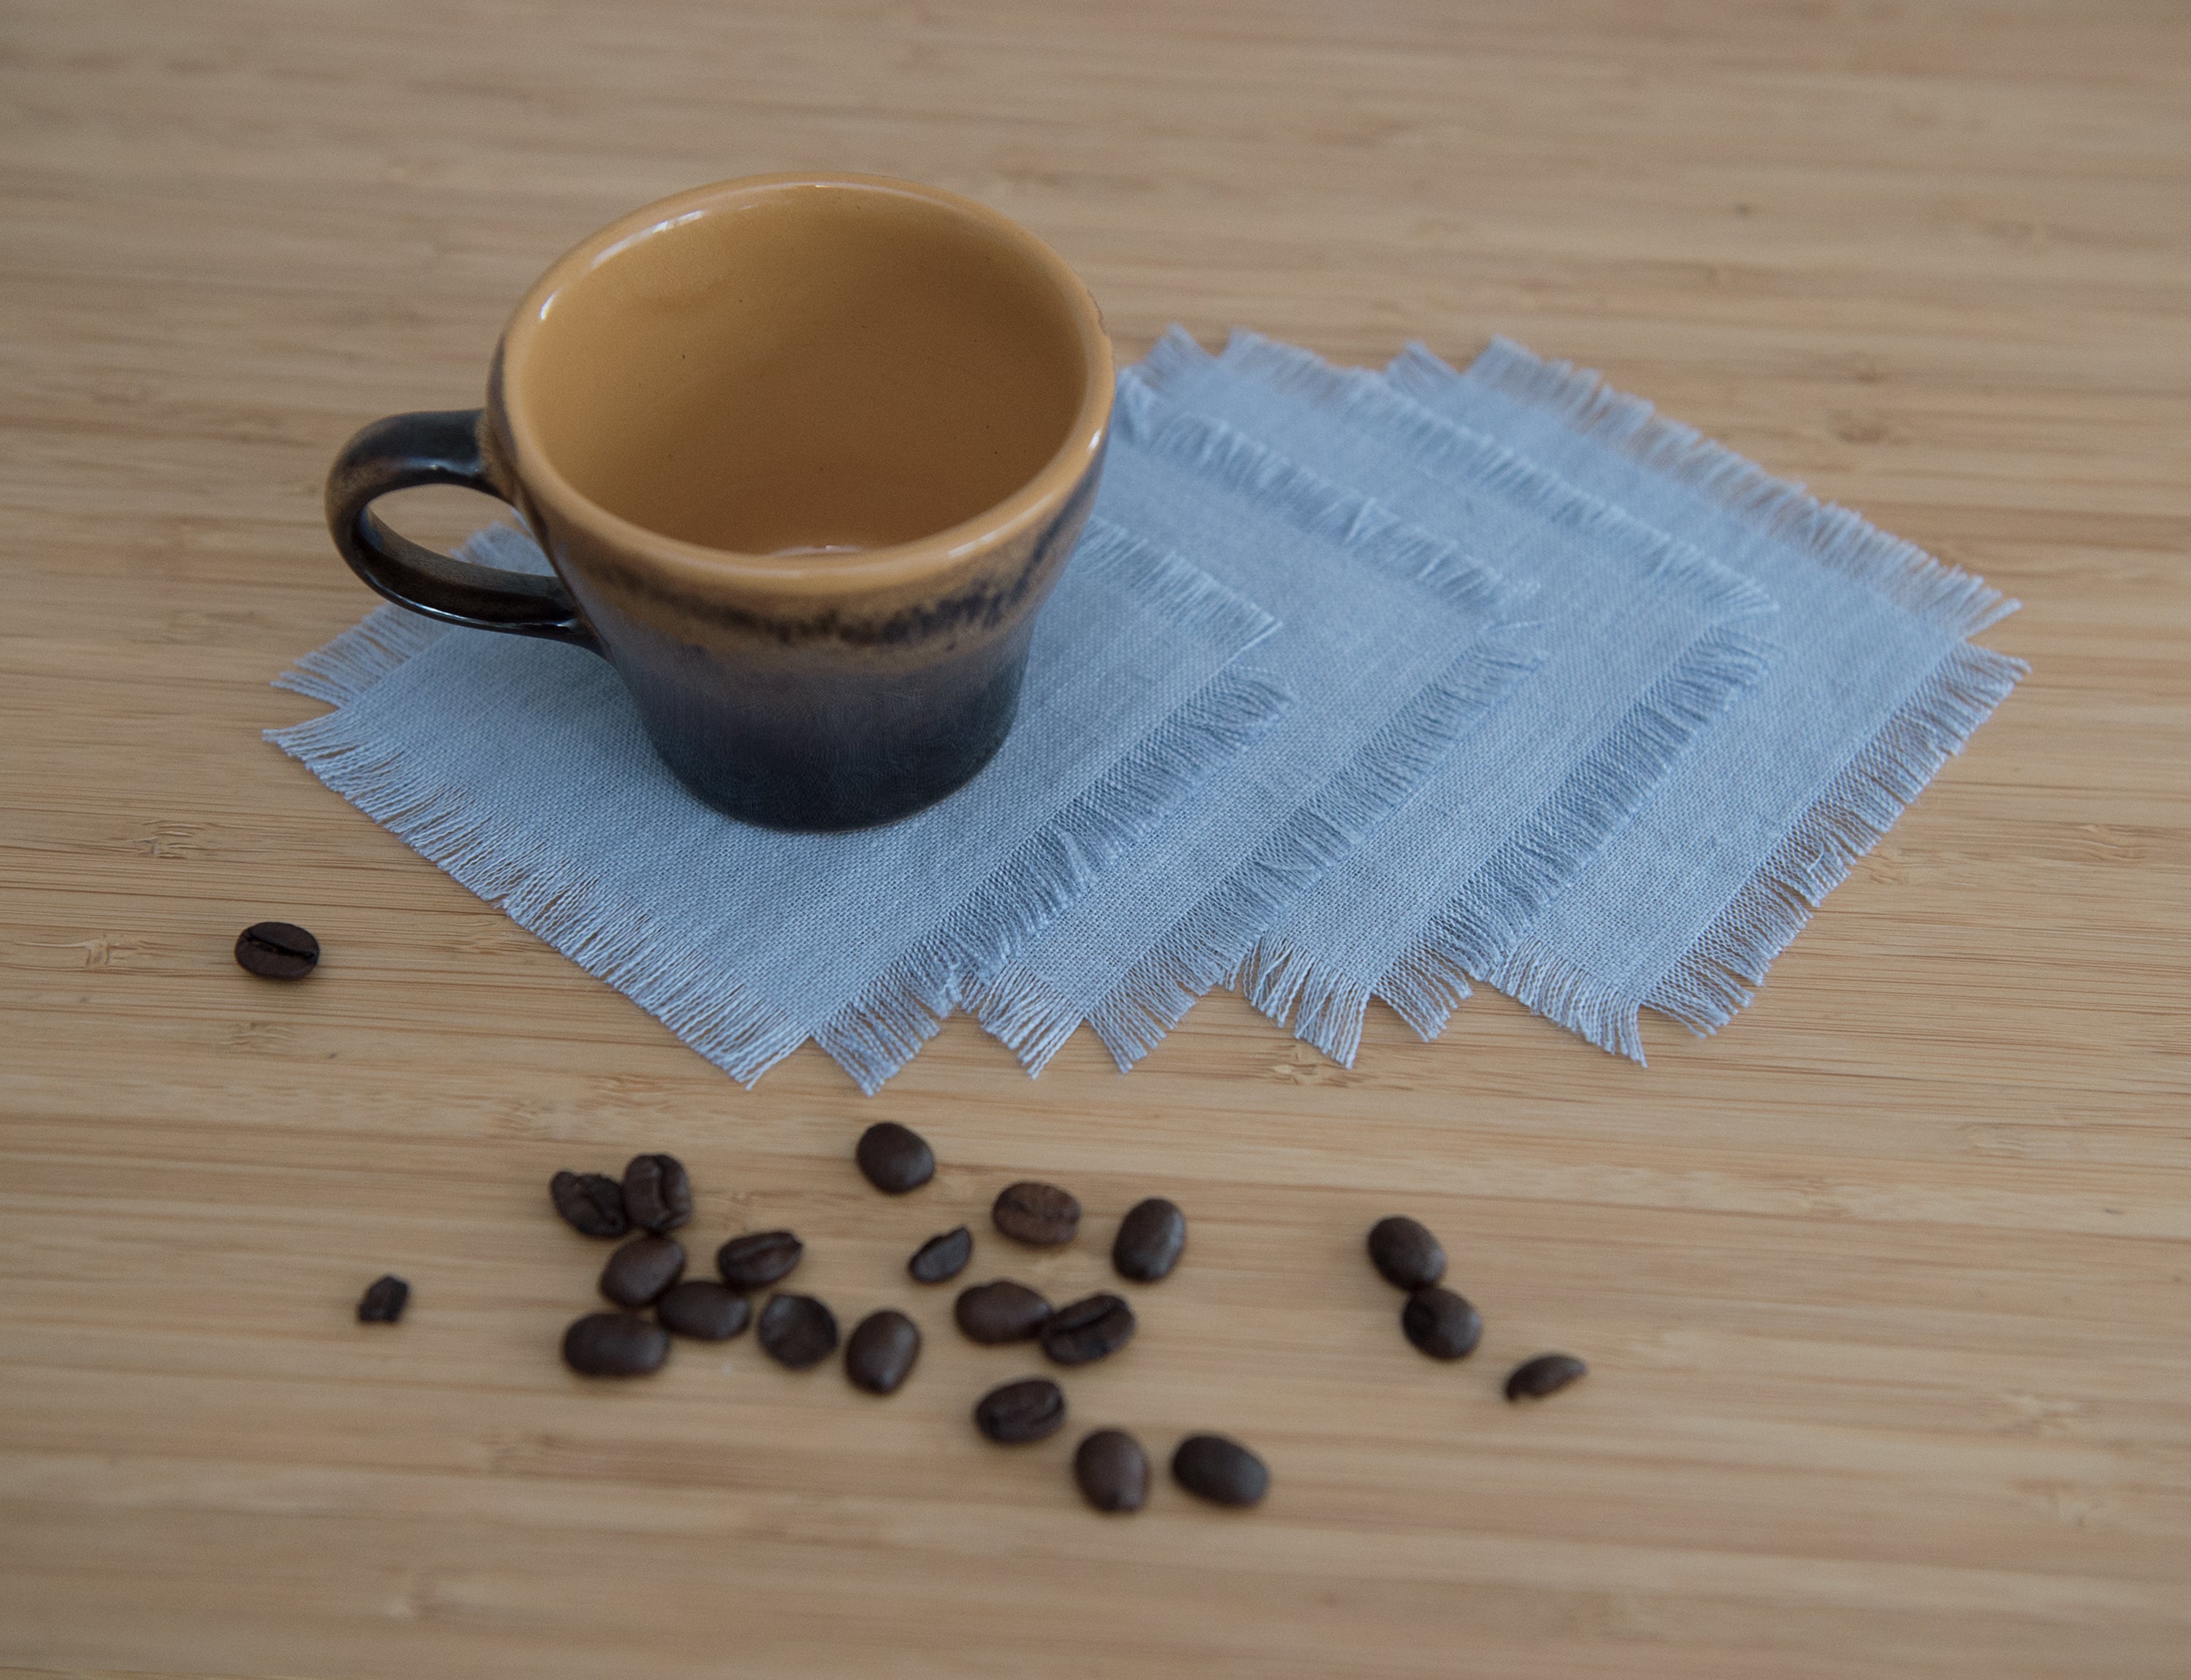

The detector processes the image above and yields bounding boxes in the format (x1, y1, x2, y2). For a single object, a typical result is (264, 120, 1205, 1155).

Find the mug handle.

(324, 408, 600, 650)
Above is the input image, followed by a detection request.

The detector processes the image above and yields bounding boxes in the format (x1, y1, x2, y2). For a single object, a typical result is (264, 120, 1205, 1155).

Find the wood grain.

(3, 2, 2187, 1676)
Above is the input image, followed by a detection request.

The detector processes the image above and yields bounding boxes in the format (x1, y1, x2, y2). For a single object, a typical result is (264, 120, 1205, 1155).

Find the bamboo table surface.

(4, 2, 2187, 1676)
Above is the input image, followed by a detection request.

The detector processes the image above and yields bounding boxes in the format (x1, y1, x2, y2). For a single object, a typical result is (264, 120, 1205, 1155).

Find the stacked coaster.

(271, 332, 2024, 1085)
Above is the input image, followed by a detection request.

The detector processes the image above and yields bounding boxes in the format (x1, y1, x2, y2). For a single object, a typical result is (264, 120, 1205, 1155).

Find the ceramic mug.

(324, 173, 1113, 831)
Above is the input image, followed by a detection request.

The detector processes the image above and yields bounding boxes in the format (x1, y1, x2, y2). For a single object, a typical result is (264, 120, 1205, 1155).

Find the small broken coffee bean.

(549, 1170, 629, 1238)
(1040, 1292, 1136, 1366)
(1112, 1197, 1186, 1283)
(1505, 1353, 1588, 1402)
(908, 1225, 973, 1284)
(599, 1235, 685, 1309)
(1400, 1286, 1482, 1360)
(1073, 1429, 1149, 1513)
(1367, 1215, 1445, 1291)
(717, 1230, 803, 1290)
(1171, 1434, 1268, 1507)
(562, 1311, 670, 1377)
(621, 1153, 692, 1234)
(955, 1279, 1052, 1344)
(654, 1280, 749, 1341)
(234, 921, 318, 980)
(974, 1376, 1066, 1444)
(356, 1274, 408, 1323)
(854, 1121, 935, 1194)
(844, 1308, 921, 1394)
(755, 1293, 838, 1369)
(992, 1181, 1080, 1245)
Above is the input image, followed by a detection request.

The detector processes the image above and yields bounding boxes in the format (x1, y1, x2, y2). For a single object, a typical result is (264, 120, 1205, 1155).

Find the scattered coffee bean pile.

(526, 1124, 1269, 1513)
(291, 928, 1589, 1503)
(1366, 1213, 1588, 1403)
(952, 1172, 1266, 1510)
(547, 1153, 844, 1375)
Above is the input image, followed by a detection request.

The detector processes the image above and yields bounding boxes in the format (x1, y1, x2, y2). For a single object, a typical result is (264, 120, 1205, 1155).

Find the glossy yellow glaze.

(494, 174, 1114, 654)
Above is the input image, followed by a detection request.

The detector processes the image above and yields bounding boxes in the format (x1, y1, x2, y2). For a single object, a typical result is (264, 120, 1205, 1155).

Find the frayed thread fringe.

(266, 518, 1290, 1093)
(1407, 335, 2020, 638)
(1394, 337, 2028, 1054)
(1244, 622, 1781, 1064)
(1140, 326, 1778, 628)
(1643, 638, 2027, 1041)
(271, 604, 450, 705)
(969, 625, 1544, 1074)
(1115, 369, 1521, 620)
(264, 707, 816, 1083)
(1472, 641, 2028, 1064)
(813, 656, 1294, 1091)
(267, 525, 567, 705)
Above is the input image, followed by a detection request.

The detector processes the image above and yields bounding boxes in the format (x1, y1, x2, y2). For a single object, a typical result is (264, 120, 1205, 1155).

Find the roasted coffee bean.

(1504, 1353, 1588, 1402)
(844, 1308, 922, 1394)
(974, 1376, 1066, 1444)
(1400, 1286, 1482, 1360)
(717, 1230, 803, 1290)
(1367, 1215, 1446, 1291)
(1040, 1292, 1136, 1366)
(549, 1170, 629, 1238)
(234, 921, 318, 980)
(356, 1274, 408, 1323)
(1112, 1197, 1186, 1283)
(908, 1225, 973, 1284)
(562, 1311, 670, 1377)
(655, 1280, 750, 1341)
(854, 1121, 935, 1194)
(622, 1153, 692, 1233)
(755, 1293, 838, 1369)
(954, 1279, 1052, 1344)
(992, 1180, 1080, 1246)
(1171, 1434, 1268, 1507)
(599, 1235, 686, 1309)
(1073, 1429, 1149, 1513)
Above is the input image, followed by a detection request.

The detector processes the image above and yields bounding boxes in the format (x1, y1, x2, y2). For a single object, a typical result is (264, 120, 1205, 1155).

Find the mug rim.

(497, 172, 1114, 600)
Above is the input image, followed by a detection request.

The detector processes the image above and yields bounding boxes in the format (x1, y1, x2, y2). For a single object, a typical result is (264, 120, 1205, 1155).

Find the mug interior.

(516, 180, 1095, 557)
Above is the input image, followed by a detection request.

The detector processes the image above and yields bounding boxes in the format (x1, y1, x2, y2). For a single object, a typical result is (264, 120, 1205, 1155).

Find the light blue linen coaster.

(1390, 337, 2027, 1057)
(1123, 329, 1782, 1066)
(268, 516, 1289, 1093)
(966, 375, 1548, 1072)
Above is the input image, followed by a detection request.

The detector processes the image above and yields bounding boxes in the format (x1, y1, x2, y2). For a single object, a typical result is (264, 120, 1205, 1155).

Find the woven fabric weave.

(269, 516, 1288, 1092)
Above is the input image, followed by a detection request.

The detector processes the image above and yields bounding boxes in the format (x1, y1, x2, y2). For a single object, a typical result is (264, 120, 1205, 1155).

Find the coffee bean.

(755, 1293, 838, 1369)
(599, 1235, 685, 1309)
(844, 1308, 922, 1394)
(356, 1274, 408, 1323)
(717, 1230, 803, 1290)
(1171, 1434, 1268, 1507)
(562, 1311, 670, 1377)
(974, 1376, 1066, 1444)
(908, 1225, 973, 1284)
(234, 921, 318, 980)
(549, 1170, 629, 1238)
(992, 1180, 1080, 1245)
(1504, 1353, 1588, 1402)
(1400, 1286, 1482, 1360)
(655, 1280, 750, 1341)
(1367, 1215, 1445, 1291)
(1040, 1293, 1136, 1366)
(1112, 1197, 1186, 1283)
(1073, 1429, 1149, 1513)
(622, 1153, 692, 1234)
(854, 1121, 935, 1194)
(954, 1279, 1052, 1344)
